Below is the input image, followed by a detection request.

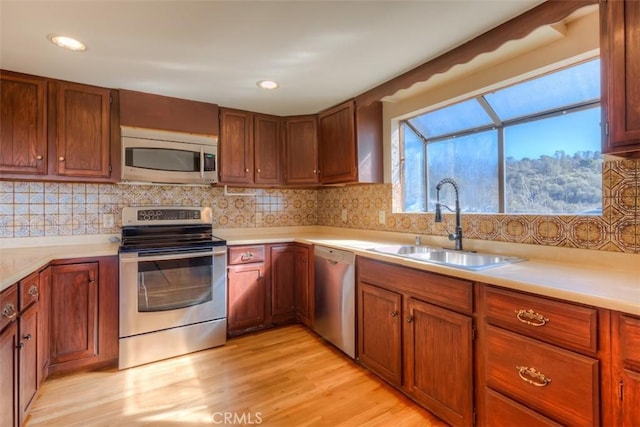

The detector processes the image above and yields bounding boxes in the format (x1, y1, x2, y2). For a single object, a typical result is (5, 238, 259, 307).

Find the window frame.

(399, 59, 602, 215)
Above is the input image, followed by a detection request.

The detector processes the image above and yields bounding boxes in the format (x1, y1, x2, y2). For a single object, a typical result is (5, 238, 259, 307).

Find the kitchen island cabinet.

(357, 257, 474, 427)
(601, 0, 640, 156)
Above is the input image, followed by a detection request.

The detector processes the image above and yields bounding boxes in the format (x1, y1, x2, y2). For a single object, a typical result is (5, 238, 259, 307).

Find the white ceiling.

(0, 0, 545, 116)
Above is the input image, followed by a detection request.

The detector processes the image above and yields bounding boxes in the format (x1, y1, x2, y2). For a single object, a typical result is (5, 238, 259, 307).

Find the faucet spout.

(434, 178, 463, 251)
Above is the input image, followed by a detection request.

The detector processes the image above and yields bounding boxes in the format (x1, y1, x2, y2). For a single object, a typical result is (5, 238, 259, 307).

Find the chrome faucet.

(434, 178, 463, 251)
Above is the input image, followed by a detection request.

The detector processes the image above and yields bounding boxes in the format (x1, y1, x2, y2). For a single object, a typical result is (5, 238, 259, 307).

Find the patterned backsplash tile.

(0, 159, 637, 253)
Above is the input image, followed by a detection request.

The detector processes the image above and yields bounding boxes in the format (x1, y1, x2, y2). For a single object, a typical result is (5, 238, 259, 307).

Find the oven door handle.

(121, 249, 224, 263)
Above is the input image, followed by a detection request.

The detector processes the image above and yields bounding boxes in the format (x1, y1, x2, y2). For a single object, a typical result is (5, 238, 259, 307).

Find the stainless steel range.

(118, 206, 227, 369)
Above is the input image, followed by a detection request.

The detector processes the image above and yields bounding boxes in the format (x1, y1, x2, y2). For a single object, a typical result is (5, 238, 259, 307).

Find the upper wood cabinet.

(119, 89, 219, 135)
(601, 0, 640, 156)
(53, 81, 111, 178)
(318, 100, 382, 184)
(284, 115, 319, 185)
(219, 108, 281, 185)
(0, 71, 48, 176)
(0, 71, 118, 183)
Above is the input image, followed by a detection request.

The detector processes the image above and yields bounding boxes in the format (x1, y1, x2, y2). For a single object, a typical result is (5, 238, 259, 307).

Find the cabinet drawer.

(228, 245, 265, 265)
(358, 257, 472, 314)
(618, 314, 640, 370)
(483, 286, 597, 354)
(485, 325, 598, 426)
(1, 284, 19, 331)
(19, 271, 40, 311)
(485, 388, 561, 427)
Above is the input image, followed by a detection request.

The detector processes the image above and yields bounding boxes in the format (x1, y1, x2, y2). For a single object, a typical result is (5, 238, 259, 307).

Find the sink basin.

(369, 245, 525, 271)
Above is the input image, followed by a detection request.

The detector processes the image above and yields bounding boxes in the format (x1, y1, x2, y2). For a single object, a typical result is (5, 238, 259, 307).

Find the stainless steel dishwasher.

(313, 245, 356, 359)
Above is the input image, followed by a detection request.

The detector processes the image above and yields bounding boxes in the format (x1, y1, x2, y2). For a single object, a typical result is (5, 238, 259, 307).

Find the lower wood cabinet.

(1, 320, 19, 427)
(18, 303, 40, 421)
(357, 257, 474, 427)
(47, 256, 118, 376)
(293, 244, 312, 328)
(478, 285, 604, 427)
(612, 312, 640, 426)
(227, 243, 312, 336)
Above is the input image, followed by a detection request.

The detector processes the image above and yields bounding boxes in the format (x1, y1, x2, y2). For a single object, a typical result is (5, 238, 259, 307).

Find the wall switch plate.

(341, 209, 348, 222)
(378, 210, 385, 224)
(102, 214, 114, 229)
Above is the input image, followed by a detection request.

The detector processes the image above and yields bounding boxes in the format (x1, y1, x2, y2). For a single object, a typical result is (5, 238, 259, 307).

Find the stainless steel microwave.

(121, 126, 218, 185)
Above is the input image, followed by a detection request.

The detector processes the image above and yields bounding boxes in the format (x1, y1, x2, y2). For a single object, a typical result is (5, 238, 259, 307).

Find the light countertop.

(1, 227, 638, 316)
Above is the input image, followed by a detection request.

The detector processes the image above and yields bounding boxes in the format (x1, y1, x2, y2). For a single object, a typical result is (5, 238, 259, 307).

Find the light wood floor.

(26, 325, 446, 426)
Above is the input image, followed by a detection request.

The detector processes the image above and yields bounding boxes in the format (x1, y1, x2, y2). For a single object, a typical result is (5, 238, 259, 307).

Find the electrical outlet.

(341, 209, 348, 222)
(102, 214, 114, 229)
(255, 212, 263, 224)
(378, 210, 385, 224)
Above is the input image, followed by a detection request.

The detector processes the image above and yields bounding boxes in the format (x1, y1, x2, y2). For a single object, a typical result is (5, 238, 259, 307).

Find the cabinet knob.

(36, 155, 43, 160)
(391, 311, 398, 317)
(59, 157, 65, 161)
(257, 168, 261, 173)
(406, 316, 414, 323)
(245, 168, 250, 173)
(313, 169, 317, 174)
(88, 278, 95, 284)
(23, 333, 32, 341)
(17, 342, 25, 350)
(1, 303, 17, 320)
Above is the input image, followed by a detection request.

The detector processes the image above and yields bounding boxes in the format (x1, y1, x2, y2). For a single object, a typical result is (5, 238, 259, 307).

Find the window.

(400, 58, 602, 215)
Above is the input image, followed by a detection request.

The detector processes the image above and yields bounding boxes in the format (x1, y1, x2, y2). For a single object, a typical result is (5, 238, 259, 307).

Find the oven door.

(119, 247, 227, 338)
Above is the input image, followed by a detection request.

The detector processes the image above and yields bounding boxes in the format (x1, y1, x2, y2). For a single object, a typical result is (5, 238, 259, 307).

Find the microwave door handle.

(200, 146, 205, 181)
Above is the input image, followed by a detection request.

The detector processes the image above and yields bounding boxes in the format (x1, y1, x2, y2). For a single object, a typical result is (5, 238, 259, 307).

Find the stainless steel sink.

(369, 245, 525, 271)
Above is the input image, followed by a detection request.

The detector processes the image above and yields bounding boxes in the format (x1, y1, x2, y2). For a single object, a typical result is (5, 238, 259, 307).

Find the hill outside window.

(400, 58, 602, 215)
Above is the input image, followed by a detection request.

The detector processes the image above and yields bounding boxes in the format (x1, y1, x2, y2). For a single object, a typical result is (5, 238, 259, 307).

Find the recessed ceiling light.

(257, 80, 279, 90)
(47, 34, 86, 51)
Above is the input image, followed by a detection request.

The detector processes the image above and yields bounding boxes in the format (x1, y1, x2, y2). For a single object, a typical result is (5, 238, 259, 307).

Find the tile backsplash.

(0, 159, 638, 253)
(0, 183, 317, 237)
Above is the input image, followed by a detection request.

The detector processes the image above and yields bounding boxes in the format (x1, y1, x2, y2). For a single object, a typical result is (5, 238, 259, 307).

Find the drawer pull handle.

(28, 285, 39, 297)
(241, 252, 254, 261)
(515, 309, 549, 327)
(2, 303, 17, 320)
(516, 366, 551, 387)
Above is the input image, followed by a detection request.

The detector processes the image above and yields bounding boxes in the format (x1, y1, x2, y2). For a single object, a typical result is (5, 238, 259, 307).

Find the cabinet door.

(284, 115, 318, 185)
(55, 81, 111, 178)
(0, 71, 47, 175)
(294, 245, 312, 327)
(0, 322, 18, 427)
(227, 263, 266, 333)
(220, 108, 254, 184)
(405, 297, 473, 427)
(318, 100, 356, 184)
(602, 0, 640, 154)
(614, 313, 640, 426)
(18, 304, 39, 420)
(49, 262, 99, 365)
(254, 113, 281, 185)
(269, 244, 296, 324)
(37, 267, 50, 383)
(357, 282, 402, 386)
